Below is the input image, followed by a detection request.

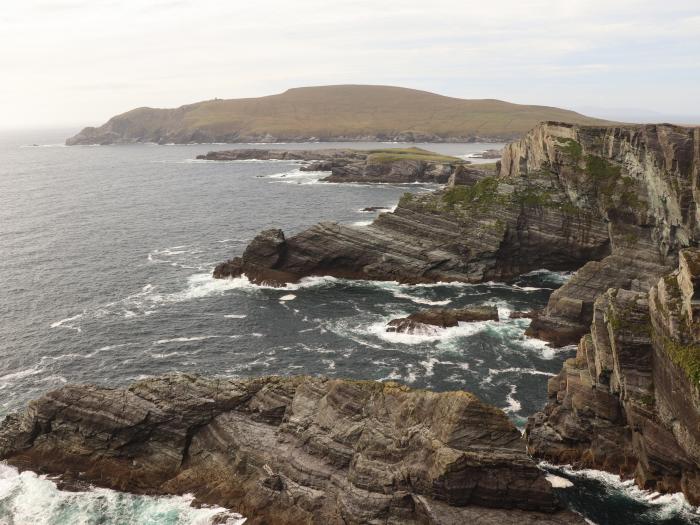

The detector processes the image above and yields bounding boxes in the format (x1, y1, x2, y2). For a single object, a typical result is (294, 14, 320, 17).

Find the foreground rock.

(0, 374, 582, 525)
(198, 147, 468, 184)
(387, 306, 499, 334)
(526, 249, 700, 505)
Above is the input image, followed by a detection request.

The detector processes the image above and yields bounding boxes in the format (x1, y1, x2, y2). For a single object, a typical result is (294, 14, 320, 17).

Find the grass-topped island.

(197, 146, 476, 183)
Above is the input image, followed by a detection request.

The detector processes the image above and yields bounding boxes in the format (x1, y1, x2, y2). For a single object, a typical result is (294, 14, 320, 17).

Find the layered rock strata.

(506, 122, 699, 344)
(214, 167, 611, 285)
(0, 374, 583, 525)
(386, 306, 499, 334)
(526, 249, 700, 505)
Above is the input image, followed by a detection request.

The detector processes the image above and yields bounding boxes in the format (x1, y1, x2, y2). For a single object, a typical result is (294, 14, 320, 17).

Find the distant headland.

(65, 84, 609, 145)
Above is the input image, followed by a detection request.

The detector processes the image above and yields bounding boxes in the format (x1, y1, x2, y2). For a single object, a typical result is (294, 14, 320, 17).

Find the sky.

(1, 0, 699, 129)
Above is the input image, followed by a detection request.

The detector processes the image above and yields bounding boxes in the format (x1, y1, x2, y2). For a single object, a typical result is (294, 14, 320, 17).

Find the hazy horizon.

(1, 0, 699, 129)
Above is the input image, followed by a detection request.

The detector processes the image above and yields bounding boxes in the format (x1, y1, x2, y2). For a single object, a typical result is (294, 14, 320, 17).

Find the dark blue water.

(0, 129, 698, 524)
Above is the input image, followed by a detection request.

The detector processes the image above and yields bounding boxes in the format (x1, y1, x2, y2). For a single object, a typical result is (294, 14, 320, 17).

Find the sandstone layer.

(526, 249, 700, 505)
(0, 374, 582, 525)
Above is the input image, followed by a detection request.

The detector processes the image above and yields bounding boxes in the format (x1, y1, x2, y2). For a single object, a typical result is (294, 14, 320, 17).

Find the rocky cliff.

(526, 249, 700, 505)
(213, 163, 611, 285)
(197, 147, 467, 183)
(503, 122, 700, 346)
(0, 374, 583, 525)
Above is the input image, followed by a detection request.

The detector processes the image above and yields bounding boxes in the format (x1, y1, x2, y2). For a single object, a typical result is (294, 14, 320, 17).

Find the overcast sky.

(2, 0, 699, 129)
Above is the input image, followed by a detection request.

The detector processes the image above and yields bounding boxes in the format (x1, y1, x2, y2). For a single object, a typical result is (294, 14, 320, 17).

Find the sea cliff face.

(0, 375, 582, 525)
(526, 249, 700, 505)
(503, 122, 700, 345)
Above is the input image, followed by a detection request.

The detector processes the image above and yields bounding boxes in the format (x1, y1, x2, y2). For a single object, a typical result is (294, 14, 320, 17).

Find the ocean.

(0, 129, 698, 524)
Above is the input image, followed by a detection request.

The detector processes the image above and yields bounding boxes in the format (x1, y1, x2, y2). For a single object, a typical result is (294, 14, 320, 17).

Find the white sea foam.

(49, 312, 83, 332)
(351, 220, 373, 226)
(503, 384, 521, 413)
(541, 462, 700, 521)
(266, 169, 329, 185)
(0, 368, 42, 390)
(545, 473, 574, 488)
(390, 290, 452, 306)
(154, 336, 218, 345)
(0, 462, 246, 524)
(367, 319, 492, 345)
(224, 314, 247, 319)
(279, 294, 297, 301)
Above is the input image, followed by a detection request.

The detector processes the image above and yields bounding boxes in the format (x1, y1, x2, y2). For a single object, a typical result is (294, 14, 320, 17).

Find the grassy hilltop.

(67, 85, 609, 145)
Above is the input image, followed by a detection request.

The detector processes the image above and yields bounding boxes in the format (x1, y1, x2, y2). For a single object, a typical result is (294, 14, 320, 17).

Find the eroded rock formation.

(506, 122, 699, 345)
(213, 165, 611, 285)
(0, 374, 582, 525)
(526, 249, 700, 505)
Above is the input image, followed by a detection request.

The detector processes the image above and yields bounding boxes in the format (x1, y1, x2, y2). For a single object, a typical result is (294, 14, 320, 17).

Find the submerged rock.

(0, 374, 582, 525)
(386, 306, 499, 334)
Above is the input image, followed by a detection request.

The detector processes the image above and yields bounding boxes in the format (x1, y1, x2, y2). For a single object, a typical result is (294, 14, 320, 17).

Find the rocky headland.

(213, 121, 700, 505)
(64, 85, 607, 145)
(0, 374, 583, 524)
(197, 147, 468, 184)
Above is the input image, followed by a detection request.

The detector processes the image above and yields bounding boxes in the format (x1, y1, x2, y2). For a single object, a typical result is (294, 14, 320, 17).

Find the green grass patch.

(366, 147, 463, 164)
(442, 177, 504, 208)
(555, 138, 583, 161)
(662, 336, 700, 384)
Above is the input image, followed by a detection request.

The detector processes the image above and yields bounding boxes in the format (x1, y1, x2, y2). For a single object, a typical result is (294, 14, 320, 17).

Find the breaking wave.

(0, 463, 245, 525)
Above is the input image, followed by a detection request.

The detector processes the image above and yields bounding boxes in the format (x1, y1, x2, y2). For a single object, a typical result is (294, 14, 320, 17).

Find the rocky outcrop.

(526, 249, 700, 505)
(0, 374, 583, 525)
(214, 165, 611, 285)
(198, 147, 468, 184)
(386, 306, 499, 334)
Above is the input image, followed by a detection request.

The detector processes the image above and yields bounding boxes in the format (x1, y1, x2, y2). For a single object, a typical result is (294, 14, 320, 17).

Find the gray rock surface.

(0, 374, 583, 525)
(526, 249, 700, 505)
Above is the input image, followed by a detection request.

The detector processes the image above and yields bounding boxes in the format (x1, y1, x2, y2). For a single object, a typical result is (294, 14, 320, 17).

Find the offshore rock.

(386, 306, 499, 334)
(526, 249, 700, 505)
(197, 147, 468, 184)
(0, 374, 583, 525)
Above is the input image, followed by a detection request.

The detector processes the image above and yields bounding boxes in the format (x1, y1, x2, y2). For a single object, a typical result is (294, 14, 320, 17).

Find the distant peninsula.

(65, 85, 609, 145)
